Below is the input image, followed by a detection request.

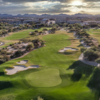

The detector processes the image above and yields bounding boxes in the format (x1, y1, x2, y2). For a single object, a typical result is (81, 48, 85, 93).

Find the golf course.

(0, 28, 99, 100)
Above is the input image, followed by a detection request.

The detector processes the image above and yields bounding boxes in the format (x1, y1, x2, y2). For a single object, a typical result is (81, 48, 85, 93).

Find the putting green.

(25, 68, 62, 87)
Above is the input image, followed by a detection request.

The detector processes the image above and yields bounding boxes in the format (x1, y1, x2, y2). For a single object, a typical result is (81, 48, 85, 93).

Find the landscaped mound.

(25, 68, 62, 87)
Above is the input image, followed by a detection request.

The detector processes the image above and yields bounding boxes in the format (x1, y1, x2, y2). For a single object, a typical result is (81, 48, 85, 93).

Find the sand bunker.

(59, 49, 65, 53)
(5, 65, 40, 75)
(0, 42, 4, 46)
(17, 60, 28, 64)
(59, 47, 78, 53)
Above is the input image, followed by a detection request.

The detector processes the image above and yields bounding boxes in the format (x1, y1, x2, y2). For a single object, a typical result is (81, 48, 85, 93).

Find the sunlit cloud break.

(0, 0, 100, 14)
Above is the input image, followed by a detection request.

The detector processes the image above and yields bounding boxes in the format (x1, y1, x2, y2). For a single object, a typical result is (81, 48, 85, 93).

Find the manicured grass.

(26, 68, 62, 87)
(4, 29, 33, 40)
(0, 31, 96, 100)
(4, 27, 51, 40)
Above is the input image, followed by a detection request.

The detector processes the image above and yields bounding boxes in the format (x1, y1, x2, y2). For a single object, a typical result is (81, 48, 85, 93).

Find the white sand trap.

(17, 60, 28, 64)
(59, 47, 78, 53)
(0, 42, 4, 46)
(64, 47, 72, 50)
(5, 65, 40, 75)
(59, 49, 65, 52)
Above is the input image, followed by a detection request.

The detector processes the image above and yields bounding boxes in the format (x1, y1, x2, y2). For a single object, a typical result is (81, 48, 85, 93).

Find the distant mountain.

(0, 14, 13, 18)
(0, 13, 98, 18)
(58, 14, 67, 16)
(74, 13, 93, 16)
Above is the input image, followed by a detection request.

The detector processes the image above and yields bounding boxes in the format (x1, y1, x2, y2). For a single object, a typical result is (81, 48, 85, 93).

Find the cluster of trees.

(81, 38, 94, 46)
(30, 27, 58, 36)
(0, 23, 33, 37)
(68, 23, 83, 31)
(69, 24, 98, 47)
(68, 23, 100, 31)
(69, 23, 100, 63)
(32, 39, 44, 48)
(81, 47, 100, 63)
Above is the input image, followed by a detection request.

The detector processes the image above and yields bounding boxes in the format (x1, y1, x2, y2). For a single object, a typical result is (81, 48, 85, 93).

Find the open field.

(0, 30, 97, 100)
(87, 29, 100, 43)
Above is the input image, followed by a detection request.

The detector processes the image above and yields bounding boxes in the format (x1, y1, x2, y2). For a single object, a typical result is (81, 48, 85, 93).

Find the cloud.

(2, 0, 100, 3)
(76, 2, 100, 8)
(0, 0, 100, 14)
(0, 1, 71, 14)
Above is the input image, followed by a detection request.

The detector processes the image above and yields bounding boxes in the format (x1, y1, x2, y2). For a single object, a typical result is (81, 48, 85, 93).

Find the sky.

(0, 0, 100, 15)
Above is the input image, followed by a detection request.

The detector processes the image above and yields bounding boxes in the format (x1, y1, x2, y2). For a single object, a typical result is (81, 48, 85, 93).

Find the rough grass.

(0, 30, 96, 100)
(87, 29, 100, 43)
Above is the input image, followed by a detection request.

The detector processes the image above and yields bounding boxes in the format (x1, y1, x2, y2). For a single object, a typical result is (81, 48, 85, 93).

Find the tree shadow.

(0, 72, 4, 76)
(0, 81, 13, 90)
(64, 51, 78, 55)
(67, 61, 95, 82)
(64, 52, 73, 55)
(87, 68, 100, 99)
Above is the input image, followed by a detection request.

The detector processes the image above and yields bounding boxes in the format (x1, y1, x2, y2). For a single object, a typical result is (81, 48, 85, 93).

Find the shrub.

(80, 47, 87, 53)
(84, 49, 99, 61)
(90, 46, 98, 51)
(26, 43, 34, 51)
(0, 50, 7, 55)
(18, 41, 22, 44)
(3, 55, 10, 61)
(30, 32, 36, 36)
(14, 50, 23, 57)
(21, 39, 31, 43)
(43, 29, 47, 31)
(12, 45, 17, 49)
(0, 59, 4, 64)
(95, 58, 100, 63)
(35, 30, 38, 33)
(41, 40, 44, 46)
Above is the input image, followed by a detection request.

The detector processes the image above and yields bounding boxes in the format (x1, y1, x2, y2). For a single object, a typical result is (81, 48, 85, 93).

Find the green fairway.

(26, 68, 62, 87)
(4, 29, 33, 40)
(4, 27, 51, 40)
(87, 29, 100, 34)
(0, 31, 96, 100)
